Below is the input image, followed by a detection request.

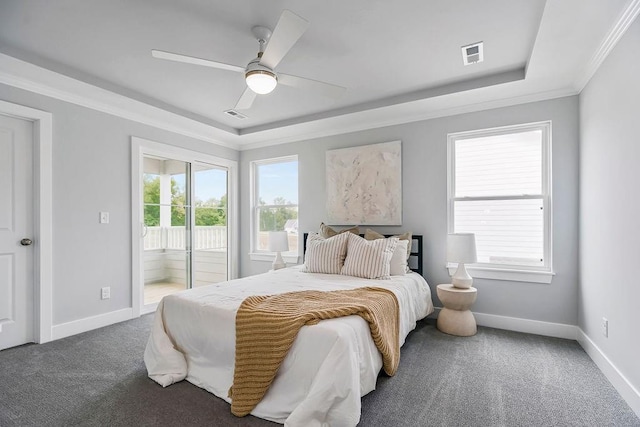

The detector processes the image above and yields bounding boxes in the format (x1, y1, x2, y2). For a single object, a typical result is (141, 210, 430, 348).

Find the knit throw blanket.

(229, 286, 400, 417)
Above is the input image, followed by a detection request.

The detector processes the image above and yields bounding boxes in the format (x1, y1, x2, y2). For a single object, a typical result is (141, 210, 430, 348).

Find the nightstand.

(436, 284, 477, 337)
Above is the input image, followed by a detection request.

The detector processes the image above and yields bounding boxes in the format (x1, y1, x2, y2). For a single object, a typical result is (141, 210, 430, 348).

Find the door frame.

(131, 136, 238, 316)
(0, 100, 53, 344)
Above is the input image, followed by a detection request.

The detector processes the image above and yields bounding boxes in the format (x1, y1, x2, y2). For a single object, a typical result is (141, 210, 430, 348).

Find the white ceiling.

(0, 0, 637, 149)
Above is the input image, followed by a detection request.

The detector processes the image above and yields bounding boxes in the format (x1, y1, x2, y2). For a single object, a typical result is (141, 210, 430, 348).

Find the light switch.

(99, 212, 110, 224)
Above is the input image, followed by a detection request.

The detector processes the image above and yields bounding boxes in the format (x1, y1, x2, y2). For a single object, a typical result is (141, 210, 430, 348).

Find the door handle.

(20, 238, 33, 246)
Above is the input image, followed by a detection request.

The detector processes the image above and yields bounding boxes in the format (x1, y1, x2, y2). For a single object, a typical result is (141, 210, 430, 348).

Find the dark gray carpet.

(0, 315, 638, 426)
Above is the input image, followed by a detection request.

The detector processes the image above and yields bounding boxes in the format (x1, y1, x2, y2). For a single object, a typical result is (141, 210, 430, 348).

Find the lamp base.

(272, 251, 286, 270)
(452, 262, 473, 289)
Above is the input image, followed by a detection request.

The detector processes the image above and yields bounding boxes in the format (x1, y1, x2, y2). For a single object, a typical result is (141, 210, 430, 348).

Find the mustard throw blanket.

(229, 287, 400, 417)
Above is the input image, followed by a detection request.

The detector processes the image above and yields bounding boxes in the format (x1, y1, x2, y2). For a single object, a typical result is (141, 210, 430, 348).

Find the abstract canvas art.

(326, 140, 402, 225)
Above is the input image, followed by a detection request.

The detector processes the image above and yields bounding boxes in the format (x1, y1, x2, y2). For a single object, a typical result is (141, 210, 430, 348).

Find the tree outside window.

(143, 175, 226, 227)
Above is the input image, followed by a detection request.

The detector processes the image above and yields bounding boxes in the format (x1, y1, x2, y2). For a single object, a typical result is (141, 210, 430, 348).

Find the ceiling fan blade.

(234, 87, 258, 110)
(259, 10, 309, 70)
(278, 73, 346, 99)
(151, 49, 245, 73)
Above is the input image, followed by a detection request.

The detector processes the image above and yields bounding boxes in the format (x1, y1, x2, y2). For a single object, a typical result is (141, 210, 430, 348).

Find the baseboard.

(473, 311, 578, 339)
(430, 307, 577, 340)
(576, 329, 640, 418)
(51, 308, 134, 340)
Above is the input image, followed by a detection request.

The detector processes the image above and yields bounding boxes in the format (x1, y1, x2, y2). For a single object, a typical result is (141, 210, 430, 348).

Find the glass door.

(192, 163, 228, 287)
(142, 156, 191, 305)
(141, 156, 230, 306)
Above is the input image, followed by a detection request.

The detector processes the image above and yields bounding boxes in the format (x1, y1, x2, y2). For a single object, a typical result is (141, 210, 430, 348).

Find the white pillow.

(303, 232, 349, 274)
(341, 234, 398, 279)
(364, 229, 412, 260)
(390, 239, 410, 276)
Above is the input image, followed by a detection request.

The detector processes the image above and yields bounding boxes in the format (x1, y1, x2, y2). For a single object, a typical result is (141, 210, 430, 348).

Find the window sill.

(250, 252, 300, 264)
(446, 264, 554, 284)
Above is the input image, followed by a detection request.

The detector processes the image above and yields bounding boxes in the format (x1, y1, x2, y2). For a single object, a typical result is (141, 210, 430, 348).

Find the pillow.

(364, 229, 412, 259)
(341, 234, 398, 279)
(318, 222, 360, 239)
(389, 239, 410, 275)
(303, 232, 349, 274)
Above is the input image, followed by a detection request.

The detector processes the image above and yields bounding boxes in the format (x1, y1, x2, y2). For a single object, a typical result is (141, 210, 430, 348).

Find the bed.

(145, 233, 433, 427)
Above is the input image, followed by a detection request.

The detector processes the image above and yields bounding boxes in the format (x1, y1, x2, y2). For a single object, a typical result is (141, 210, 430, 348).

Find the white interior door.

(0, 114, 34, 350)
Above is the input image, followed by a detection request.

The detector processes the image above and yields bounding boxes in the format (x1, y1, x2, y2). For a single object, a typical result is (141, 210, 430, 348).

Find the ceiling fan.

(151, 10, 346, 110)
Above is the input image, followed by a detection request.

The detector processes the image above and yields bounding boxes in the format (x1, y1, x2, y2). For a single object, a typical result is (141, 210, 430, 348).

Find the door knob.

(20, 238, 33, 246)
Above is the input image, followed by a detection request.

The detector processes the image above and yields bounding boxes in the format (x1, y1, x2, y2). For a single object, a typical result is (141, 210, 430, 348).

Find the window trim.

(446, 121, 553, 283)
(249, 155, 300, 263)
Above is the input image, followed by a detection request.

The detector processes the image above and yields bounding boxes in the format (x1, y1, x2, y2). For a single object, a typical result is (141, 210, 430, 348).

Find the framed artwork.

(326, 140, 402, 225)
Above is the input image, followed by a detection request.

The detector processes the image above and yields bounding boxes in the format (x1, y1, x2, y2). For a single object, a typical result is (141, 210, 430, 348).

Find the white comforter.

(144, 266, 433, 427)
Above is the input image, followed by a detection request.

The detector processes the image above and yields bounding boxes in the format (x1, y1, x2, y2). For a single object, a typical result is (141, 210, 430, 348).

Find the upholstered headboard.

(303, 233, 424, 277)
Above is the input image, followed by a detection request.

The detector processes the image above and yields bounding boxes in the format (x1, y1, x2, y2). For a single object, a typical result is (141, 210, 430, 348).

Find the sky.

(258, 160, 298, 204)
(169, 160, 298, 204)
(171, 168, 227, 202)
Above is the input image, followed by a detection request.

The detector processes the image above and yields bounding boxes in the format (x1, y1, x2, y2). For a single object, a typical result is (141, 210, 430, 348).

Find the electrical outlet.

(99, 212, 109, 224)
(602, 317, 608, 338)
(101, 286, 110, 300)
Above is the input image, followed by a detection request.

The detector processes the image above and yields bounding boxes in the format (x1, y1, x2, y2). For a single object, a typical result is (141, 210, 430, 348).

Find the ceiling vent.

(461, 42, 484, 65)
(224, 109, 248, 119)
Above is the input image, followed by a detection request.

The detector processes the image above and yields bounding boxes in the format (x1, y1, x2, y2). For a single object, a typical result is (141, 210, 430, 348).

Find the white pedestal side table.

(436, 284, 477, 337)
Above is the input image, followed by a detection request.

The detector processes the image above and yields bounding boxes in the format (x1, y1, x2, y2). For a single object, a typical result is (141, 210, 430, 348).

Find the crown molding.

(0, 53, 241, 150)
(237, 87, 577, 151)
(574, 0, 640, 92)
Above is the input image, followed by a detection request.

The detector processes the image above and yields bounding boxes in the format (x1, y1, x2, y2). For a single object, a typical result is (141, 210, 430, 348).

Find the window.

(250, 156, 299, 261)
(447, 121, 552, 283)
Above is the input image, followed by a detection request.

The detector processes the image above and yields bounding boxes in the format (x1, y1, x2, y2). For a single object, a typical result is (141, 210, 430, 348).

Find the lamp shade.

(447, 233, 477, 264)
(268, 231, 289, 252)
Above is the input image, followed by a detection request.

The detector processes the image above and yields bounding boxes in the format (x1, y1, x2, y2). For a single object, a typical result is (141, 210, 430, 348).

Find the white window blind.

(448, 122, 552, 278)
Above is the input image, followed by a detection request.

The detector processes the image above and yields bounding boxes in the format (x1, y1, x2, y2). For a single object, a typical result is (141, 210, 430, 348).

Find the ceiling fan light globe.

(246, 70, 277, 94)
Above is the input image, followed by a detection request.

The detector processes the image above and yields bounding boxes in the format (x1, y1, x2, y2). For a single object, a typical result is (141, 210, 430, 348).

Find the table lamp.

(447, 233, 477, 288)
(268, 231, 289, 270)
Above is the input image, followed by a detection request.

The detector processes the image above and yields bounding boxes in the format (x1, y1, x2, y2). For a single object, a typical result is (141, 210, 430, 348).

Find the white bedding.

(144, 265, 433, 427)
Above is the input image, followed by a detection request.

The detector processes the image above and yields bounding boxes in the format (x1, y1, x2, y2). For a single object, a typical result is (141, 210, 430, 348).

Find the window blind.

(453, 129, 546, 269)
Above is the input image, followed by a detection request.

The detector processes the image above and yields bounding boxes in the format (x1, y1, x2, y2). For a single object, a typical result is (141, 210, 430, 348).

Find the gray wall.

(579, 18, 640, 399)
(240, 96, 579, 325)
(0, 74, 581, 329)
(0, 83, 238, 325)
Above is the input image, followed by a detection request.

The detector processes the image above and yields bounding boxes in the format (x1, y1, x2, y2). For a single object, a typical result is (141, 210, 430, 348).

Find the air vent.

(461, 42, 484, 66)
(224, 109, 248, 119)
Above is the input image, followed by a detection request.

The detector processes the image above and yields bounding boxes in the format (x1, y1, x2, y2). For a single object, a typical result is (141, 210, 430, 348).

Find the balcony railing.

(144, 226, 227, 251)
(144, 226, 228, 288)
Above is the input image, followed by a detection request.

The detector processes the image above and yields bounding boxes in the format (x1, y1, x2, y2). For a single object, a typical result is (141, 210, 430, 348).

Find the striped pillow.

(341, 234, 399, 279)
(303, 232, 349, 274)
